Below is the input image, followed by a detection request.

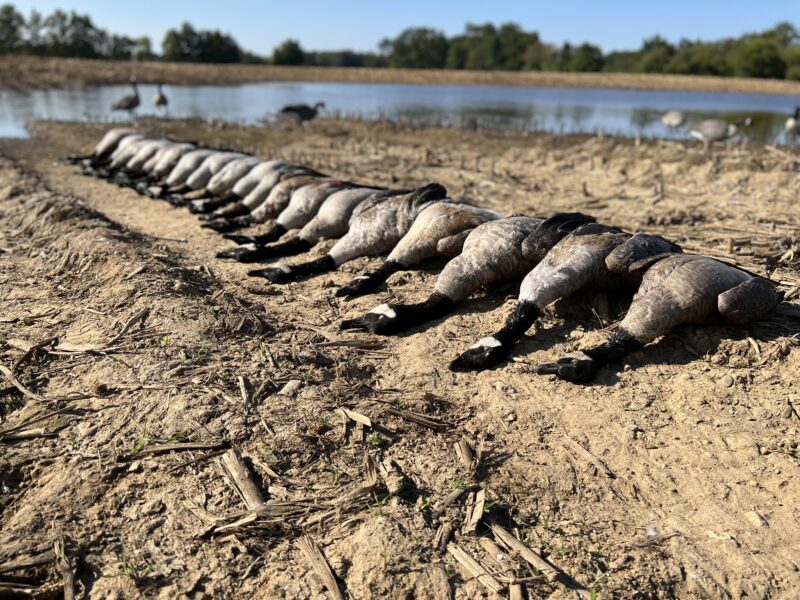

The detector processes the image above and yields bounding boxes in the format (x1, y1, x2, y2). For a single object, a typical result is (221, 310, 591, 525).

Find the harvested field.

(2, 55, 800, 96)
(1, 118, 800, 599)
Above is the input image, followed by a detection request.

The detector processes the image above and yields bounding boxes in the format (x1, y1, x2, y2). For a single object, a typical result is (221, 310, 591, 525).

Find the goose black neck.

(259, 255, 335, 283)
(190, 193, 238, 214)
(213, 201, 249, 219)
(248, 223, 286, 245)
(335, 260, 404, 297)
(250, 237, 313, 261)
(495, 301, 540, 346)
(390, 292, 456, 331)
(583, 329, 643, 368)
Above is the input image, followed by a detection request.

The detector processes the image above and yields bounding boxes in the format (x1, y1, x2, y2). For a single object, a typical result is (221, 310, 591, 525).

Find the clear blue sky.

(13, 1, 795, 55)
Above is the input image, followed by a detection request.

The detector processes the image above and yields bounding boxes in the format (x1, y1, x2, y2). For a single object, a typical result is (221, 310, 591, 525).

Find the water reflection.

(0, 81, 796, 144)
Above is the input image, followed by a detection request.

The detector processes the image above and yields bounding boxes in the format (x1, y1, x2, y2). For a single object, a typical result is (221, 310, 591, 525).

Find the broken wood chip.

(220, 448, 267, 510)
(562, 436, 615, 479)
(296, 535, 346, 600)
(447, 542, 504, 594)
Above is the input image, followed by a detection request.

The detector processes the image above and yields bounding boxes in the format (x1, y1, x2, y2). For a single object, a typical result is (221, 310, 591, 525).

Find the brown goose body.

(450, 226, 680, 371)
(535, 254, 783, 382)
(245, 183, 447, 284)
(337, 201, 504, 298)
(339, 215, 586, 336)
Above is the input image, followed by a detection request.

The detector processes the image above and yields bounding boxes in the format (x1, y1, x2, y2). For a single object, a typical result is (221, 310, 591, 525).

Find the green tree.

(272, 39, 304, 65)
(731, 37, 786, 78)
(570, 43, 604, 71)
(0, 3, 24, 53)
(162, 22, 241, 63)
(379, 27, 448, 69)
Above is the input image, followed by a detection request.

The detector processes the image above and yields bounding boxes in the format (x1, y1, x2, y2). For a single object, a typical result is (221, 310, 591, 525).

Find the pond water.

(0, 80, 797, 144)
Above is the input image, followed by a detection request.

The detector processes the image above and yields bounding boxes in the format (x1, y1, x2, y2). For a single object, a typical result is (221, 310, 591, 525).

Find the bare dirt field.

(1, 118, 800, 599)
(3, 56, 800, 96)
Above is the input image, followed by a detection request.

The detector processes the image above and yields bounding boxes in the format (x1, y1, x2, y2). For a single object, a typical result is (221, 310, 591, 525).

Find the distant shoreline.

(2, 56, 800, 96)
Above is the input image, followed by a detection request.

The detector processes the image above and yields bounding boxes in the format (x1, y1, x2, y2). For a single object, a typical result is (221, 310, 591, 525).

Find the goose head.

(314, 102, 326, 111)
(605, 233, 683, 279)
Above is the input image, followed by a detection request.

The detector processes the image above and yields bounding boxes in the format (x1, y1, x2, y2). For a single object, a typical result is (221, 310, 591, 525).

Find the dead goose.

(247, 183, 448, 283)
(189, 160, 291, 214)
(217, 186, 392, 262)
(209, 179, 347, 241)
(185, 151, 247, 191)
(143, 142, 195, 179)
(534, 254, 783, 382)
(201, 168, 326, 230)
(339, 213, 596, 335)
(164, 149, 217, 188)
(448, 228, 681, 372)
(67, 127, 136, 166)
(336, 201, 504, 298)
(125, 139, 177, 173)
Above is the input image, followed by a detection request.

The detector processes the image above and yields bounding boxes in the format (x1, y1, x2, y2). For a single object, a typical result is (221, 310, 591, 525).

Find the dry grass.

(2, 55, 800, 95)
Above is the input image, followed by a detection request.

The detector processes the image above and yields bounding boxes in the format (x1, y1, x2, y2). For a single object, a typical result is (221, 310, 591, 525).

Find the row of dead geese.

(67, 128, 785, 383)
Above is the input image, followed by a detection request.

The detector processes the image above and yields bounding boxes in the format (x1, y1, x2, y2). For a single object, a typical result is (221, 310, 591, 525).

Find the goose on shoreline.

(112, 80, 140, 115)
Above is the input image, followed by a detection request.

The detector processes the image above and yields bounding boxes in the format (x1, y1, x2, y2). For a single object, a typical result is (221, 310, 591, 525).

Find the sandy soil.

(1, 118, 800, 599)
(3, 56, 800, 96)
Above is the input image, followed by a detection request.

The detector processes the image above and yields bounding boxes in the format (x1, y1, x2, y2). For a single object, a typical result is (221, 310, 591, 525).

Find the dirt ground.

(2, 56, 800, 96)
(1, 118, 800, 599)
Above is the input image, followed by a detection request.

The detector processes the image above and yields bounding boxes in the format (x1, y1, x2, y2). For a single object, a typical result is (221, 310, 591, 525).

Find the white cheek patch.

(369, 303, 397, 319)
(566, 350, 592, 361)
(470, 336, 502, 350)
(352, 275, 370, 281)
(274, 263, 292, 274)
(239, 243, 258, 251)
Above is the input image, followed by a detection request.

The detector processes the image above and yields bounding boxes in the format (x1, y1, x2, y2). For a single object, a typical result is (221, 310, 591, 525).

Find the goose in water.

(689, 117, 751, 150)
(336, 201, 504, 298)
(217, 186, 391, 262)
(154, 83, 168, 109)
(201, 168, 326, 231)
(281, 102, 325, 124)
(661, 110, 686, 129)
(449, 228, 681, 372)
(247, 183, 448, 283)
(112, 80, 140, 115)
(534, 254, 783, 382)
(785, 107, 800, 136)
(339, 213, 595, 335)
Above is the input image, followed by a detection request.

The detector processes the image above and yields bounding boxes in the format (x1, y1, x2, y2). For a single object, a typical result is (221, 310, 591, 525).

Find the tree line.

(0, 3, 798, 80)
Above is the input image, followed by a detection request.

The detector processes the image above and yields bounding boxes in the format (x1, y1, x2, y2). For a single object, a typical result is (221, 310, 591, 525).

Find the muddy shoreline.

(0, 119, 799, 598)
